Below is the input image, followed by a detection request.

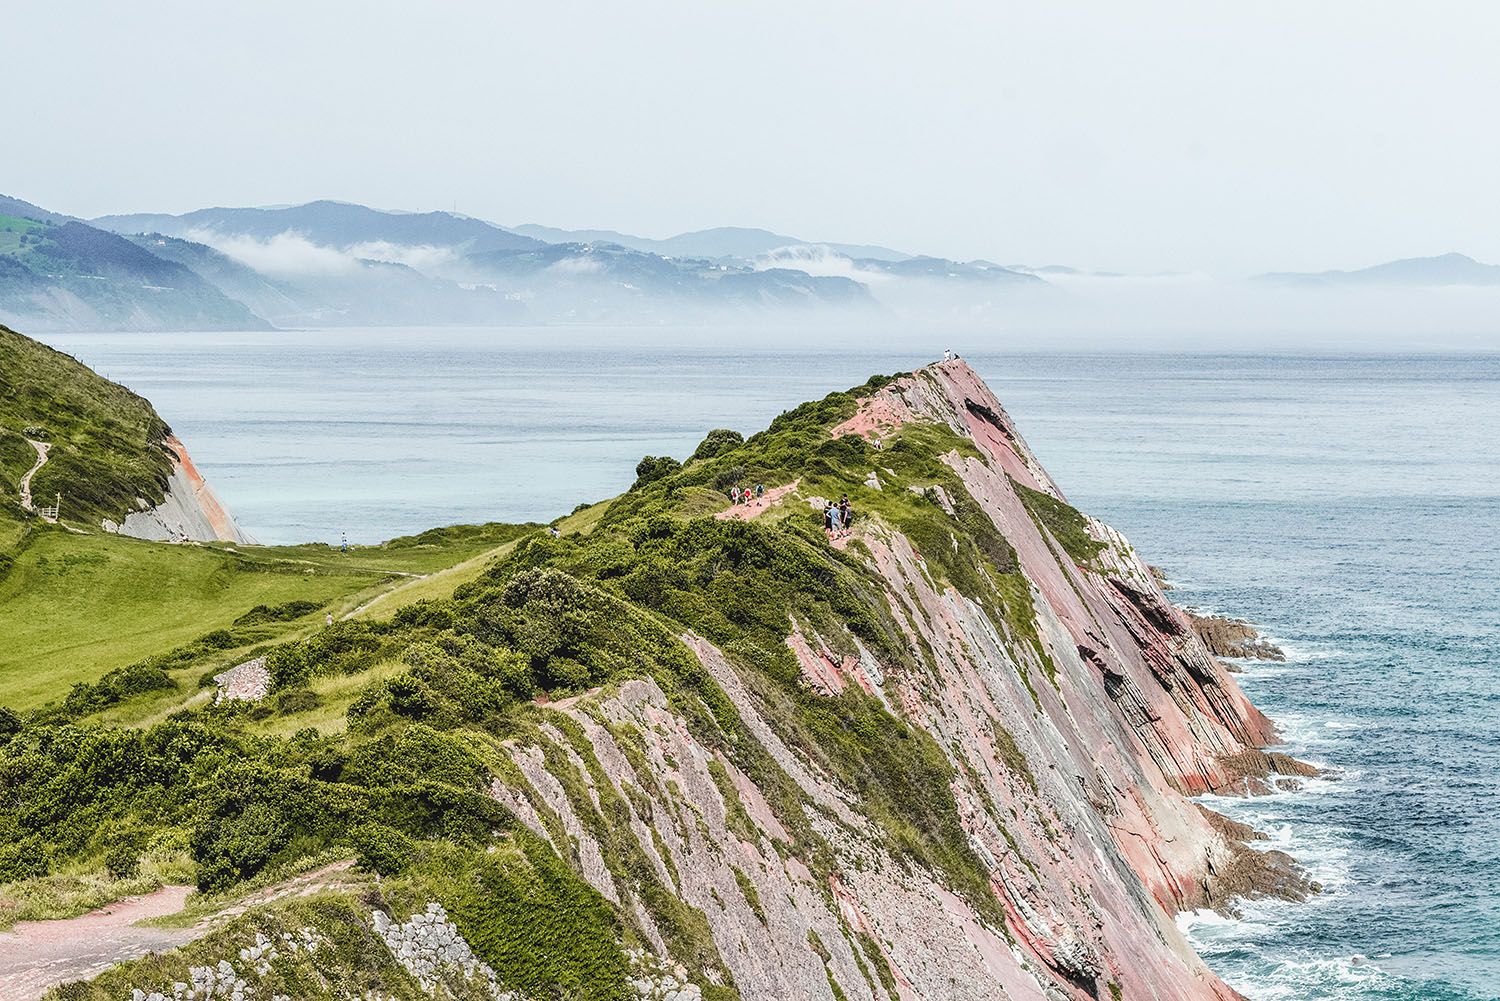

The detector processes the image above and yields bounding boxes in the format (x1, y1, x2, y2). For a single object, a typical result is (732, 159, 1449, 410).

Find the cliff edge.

(9, 360, 1310, 1001)
(0, 323, 253, 545)
(103, 435, 257, 544)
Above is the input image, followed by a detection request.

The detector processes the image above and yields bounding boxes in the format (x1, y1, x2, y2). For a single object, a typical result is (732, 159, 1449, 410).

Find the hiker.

(326, 613, 334, 627)
(755, 483, 764, 503)
(823, 501, 835, 535)
(730, 486, 739, 505)
(839, 495, 852, 537)
(340, 531, 348, 553)
(944, 348, 952, 362)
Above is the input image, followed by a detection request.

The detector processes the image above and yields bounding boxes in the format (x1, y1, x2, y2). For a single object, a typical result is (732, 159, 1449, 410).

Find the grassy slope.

(0, 523, 537, 710)
(0, 369, 1120, 1001)
(0, 323, 175, 526)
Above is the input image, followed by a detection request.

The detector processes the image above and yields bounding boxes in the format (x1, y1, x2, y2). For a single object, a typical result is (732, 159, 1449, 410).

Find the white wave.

(1220, 954, 1401, 1001)
(1274, 642, 1350, 661)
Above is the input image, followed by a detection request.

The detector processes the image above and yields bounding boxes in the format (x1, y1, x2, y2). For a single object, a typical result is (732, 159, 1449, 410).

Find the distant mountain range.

(4, 192, 1495, 332)
(97, 201, 546, 257)
(1256, 252, 1500, 288)
(510, 224, 912, 263)
(1, 195, 1049, 331)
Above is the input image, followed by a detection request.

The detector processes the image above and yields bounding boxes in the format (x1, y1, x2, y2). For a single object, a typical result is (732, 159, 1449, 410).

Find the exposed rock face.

(479, 361, 1313, 1001)
(104, 435, 256, 545)
(1188, 612, 1285, 661)
(214, 657, 269, 704)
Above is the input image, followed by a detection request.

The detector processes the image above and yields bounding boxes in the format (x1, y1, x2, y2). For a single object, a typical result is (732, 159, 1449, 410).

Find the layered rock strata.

(479, 361, 1312, 1001)
(104, 435, 256, 544)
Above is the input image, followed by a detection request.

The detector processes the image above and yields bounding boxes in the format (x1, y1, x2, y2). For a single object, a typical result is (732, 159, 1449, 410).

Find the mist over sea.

(37, 327, 1500, 1001)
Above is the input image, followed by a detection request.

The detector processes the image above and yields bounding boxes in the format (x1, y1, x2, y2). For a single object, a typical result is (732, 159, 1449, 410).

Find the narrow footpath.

(17, 439, 54, 523)
(0, 886, 196, 1001)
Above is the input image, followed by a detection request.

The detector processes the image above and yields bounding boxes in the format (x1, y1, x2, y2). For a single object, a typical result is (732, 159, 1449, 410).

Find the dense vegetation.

(0, 324, 176, 527)
(0, 367, 1104, 998)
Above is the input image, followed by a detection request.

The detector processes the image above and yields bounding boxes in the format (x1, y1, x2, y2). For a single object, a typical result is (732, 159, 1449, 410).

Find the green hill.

(0, 323, 177, 533)
(0, 198, 270, 331)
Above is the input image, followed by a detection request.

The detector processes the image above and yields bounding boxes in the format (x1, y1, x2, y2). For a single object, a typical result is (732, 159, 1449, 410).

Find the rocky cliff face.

(52, 361, 1308, 1001)
(102, 435, 257, 544)
(472, 362, 1307, 1001)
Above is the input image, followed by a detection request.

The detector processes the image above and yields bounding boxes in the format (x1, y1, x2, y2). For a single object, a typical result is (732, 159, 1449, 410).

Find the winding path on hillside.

(17, 439, 53, 522)
(0, 862, 364, 1001)
(0, 886, 196, 1001)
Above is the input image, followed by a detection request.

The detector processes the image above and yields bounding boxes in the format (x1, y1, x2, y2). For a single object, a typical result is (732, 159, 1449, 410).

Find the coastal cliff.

(102, 435, 257, 545)
(6, 361, 1309, 1001)
(462, 362, 1309, 1001)
(1, 323, 253, 545)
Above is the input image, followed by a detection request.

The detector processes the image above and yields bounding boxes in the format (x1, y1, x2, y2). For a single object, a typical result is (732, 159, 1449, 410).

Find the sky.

(5, 1, 1499, 276)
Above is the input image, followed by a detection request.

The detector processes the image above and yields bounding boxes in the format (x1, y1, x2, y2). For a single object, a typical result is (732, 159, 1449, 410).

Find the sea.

(35, 327, 1500, 1001)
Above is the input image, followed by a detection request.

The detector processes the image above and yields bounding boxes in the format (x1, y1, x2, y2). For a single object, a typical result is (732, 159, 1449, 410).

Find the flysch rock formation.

(480, 361, 1314, 1001)
(102, 435, 257, 545)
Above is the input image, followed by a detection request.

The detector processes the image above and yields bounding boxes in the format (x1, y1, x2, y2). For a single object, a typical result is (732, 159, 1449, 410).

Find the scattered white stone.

(625, 947, 703, 1001)
(373, 903, 514, 1000)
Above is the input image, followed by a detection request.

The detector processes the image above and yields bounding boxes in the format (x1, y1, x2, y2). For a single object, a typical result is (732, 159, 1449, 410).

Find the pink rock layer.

(483, 360, 1305, 1001)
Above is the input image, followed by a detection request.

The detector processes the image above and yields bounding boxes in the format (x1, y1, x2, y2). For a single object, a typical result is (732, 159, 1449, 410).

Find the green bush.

(690, 429, 743, 462)
(274, 687, 321, 715)
(632, 455, 681, 490)
(103, 841, 140, 879)
(351, 822, 417, 875)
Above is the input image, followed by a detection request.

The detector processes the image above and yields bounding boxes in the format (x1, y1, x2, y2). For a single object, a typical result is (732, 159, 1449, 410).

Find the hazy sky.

(6, 2, 1498, 275)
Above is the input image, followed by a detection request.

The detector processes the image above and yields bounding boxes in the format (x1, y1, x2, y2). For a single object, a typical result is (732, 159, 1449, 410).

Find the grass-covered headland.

(0, 365, 1113, 1001)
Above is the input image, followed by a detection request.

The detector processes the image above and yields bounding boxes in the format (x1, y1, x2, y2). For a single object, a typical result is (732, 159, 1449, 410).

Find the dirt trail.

(17, 440, 53, 521)
(0, 861, 363, 1001)
(0, 886, 195, 1001)
(713, 479, 800, 521)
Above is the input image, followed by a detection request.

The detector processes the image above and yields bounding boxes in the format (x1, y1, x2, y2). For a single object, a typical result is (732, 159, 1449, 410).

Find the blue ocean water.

(36, 329, 1500, 1000)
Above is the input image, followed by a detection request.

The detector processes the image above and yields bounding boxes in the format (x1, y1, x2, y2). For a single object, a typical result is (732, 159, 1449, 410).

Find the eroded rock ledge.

(1187, 611, 1286, 663)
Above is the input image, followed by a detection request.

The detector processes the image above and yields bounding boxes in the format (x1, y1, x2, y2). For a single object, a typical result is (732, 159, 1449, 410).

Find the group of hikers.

(823, 494, 854, 539)
(729, 484, 765, 506)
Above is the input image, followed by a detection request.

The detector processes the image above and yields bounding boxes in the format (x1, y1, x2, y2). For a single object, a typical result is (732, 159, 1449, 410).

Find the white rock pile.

(372, 903, 513, 999)
(625, 948, 703, 1001)
(214, 657, 269, 704)
(236, 927, 324, 976)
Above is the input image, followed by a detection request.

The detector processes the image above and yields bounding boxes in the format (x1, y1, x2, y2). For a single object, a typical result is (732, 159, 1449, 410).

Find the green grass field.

(0, 522, 540, 710)
(0, 214, 46, 254)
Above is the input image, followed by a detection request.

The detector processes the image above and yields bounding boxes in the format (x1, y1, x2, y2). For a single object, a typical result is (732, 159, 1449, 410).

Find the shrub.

(690, 429, 743, 462)
(233, 600, 323, 626)
(275, 687, 321, 715)
(632, 455, 681, 490)
(711, 465, 746, 492)
(265, 643, 311, 690)
(351, 822, 417, 875)
(198, 629, 236, 649)
(0, 837, 48, 882)
(191, 800, 292, 892)
(103, 842, 140, 879)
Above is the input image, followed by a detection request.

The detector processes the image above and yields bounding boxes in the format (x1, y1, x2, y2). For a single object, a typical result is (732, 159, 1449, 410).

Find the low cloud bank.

(188, 229, 454, 276)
